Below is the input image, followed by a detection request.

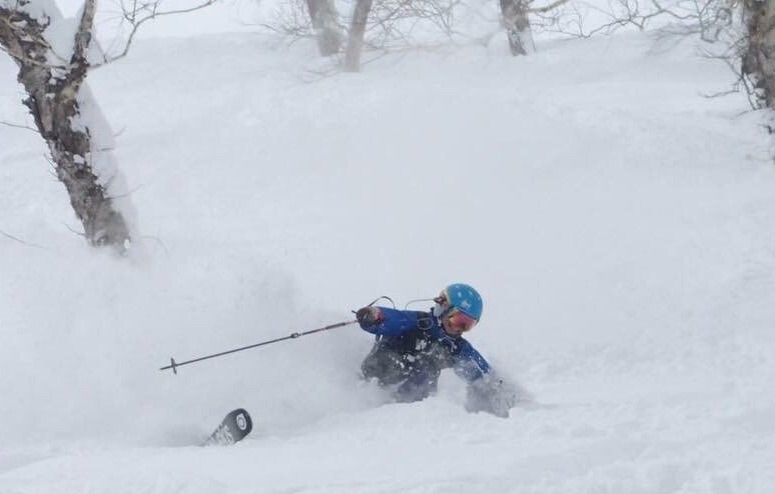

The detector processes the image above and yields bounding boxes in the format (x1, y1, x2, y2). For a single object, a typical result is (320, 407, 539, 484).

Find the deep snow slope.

(1, 28, 774, 494)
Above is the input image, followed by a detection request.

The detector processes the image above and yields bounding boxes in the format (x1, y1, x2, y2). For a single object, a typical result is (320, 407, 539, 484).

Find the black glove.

(355, 306, 383, 328)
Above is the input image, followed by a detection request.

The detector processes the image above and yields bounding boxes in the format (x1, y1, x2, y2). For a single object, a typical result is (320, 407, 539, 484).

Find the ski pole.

(160, 319, 358, 374)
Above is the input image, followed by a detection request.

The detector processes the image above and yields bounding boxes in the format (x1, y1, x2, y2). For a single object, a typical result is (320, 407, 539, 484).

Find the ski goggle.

(443, 308, 478, 333)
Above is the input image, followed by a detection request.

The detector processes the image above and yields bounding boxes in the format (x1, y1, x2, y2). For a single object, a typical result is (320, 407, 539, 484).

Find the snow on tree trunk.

(0, 0, 134, 251)
(742, 0, 775, 108)
(306, 0, 343, 56)
(344, 0, 374, 71)
(500, 0, 535, 56)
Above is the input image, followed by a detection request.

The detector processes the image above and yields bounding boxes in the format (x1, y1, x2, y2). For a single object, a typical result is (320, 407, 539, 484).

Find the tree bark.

(306, 0, 343, 56)
(344, 0, 374, 71)
(0, 2, 132, 250)
(499, 0, 535, 56)
(742, 0, 775, 108)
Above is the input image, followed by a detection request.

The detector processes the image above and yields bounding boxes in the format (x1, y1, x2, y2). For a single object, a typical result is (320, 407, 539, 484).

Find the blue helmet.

(434, 283, 483, 322)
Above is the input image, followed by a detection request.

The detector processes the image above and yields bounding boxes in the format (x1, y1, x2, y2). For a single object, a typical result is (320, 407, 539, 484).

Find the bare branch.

(141, 234, 170, 255)
(528, 0, 571, 14)
(97, 0, 218, 65)
(106, 183, 144, 200)
(64, 223, 87, 238)
(0, 120, 37, 133)
(0, 228, 47, 250)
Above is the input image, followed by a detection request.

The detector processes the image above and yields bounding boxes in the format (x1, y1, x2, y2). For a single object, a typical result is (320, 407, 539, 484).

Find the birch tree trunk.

(499, 0, 535, 56)
(0, 1, 133, 250)
(742, 0, 775, 108)
(344, 0, 374, 71)
(306, 0, 343, 56)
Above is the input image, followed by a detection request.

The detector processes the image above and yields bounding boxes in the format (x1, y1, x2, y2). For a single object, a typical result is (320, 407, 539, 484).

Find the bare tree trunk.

(344, 0, 374, 72)
(306, 0, 343, 56)
(742, 0, 775, 108)
(0, 2, 132, 250)
(500, 0, 535, 56)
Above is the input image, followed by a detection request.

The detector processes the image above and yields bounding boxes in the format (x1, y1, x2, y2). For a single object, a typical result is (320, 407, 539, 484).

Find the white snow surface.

(2, 24, 775, 494)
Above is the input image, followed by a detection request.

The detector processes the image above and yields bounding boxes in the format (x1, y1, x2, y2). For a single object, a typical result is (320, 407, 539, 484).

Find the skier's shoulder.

(371, 307, 432, 336)
(378, 307, 432, 324)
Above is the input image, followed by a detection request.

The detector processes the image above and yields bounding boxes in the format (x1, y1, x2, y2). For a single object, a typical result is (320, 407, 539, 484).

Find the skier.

(355, 283, 518, 417)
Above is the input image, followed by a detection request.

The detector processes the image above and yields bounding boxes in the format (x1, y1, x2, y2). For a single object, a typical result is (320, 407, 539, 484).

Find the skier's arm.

(356, 306, 425, 337)
(451, 340, 491, 382)
(453, 341, 518, 418)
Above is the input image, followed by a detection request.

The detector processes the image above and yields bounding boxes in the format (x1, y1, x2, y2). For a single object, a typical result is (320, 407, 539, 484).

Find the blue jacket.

(361, 306, 491, 382)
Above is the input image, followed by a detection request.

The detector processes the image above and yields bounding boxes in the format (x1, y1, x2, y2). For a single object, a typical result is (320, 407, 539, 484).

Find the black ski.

(203, 408, 253, 446)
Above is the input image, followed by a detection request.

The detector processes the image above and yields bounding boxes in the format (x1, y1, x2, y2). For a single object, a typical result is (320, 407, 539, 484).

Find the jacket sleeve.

(359, 307, 425, 338)
(451, 339, 491, 382)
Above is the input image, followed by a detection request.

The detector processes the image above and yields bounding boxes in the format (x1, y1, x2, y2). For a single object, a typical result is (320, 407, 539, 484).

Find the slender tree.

(500, 0, 534, 55)
(0, 0, 214, 251)
(344, 0, 374, 71)
(306, 0, 343, 55)
(742, 0, 775, 108)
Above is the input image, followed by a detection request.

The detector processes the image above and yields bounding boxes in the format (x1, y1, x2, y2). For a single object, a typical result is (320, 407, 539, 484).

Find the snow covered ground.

(2, 14, 775, 494)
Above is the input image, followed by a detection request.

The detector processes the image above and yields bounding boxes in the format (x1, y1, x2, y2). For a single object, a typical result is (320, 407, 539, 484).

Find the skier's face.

(441, 309, 477, 337)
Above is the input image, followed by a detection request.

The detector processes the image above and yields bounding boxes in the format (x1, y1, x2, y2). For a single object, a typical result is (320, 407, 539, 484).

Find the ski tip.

(231, 408, 252, 435)
(202, 408, 254, 447)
